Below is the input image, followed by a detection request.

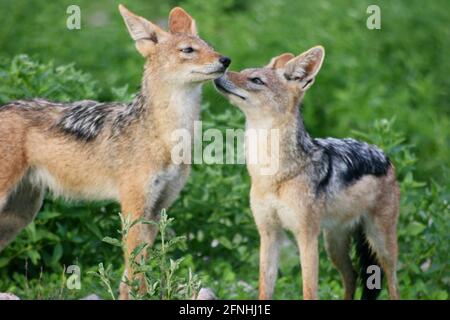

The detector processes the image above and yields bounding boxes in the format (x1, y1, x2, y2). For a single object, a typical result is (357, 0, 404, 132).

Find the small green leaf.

(51, 243, 63, 264)
(406, 221, 426, 236)
(219, 236, 233, 249)
(27, 250, 41, 265)
(38, 211, 61, 220)
(86, 222, 103, 239)
(0, 257, 11, 268)
(102, 237, 122, 247)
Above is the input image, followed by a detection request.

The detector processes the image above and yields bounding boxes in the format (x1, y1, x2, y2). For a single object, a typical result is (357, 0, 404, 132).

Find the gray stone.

(80, 293, 102, 300)
(0, 293, 20, 300)
(196, 288, 216, 300)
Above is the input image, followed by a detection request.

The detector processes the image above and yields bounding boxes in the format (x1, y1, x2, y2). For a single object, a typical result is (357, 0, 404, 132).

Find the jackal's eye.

(249, 77, 265, 85)
(181, 47, 194, 53)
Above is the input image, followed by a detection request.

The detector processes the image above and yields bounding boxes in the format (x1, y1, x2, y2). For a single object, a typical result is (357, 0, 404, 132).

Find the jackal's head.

(119, 5, 230, 84)
(214, 46, 324, 120)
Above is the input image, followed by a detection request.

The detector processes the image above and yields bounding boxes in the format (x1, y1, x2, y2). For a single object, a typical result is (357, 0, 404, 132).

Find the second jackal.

(214, 46, 400, 300)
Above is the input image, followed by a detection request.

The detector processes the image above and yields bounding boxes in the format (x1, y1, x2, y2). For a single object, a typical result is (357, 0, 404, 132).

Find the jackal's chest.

(250, 178, 315, 233)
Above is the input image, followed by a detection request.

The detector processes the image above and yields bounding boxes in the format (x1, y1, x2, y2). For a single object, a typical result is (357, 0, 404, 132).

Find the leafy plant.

(0, 55, 97, 104)
(93, 211, 201, 300)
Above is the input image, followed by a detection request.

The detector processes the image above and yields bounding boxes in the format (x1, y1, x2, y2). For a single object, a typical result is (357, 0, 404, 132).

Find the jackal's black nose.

(219, 56, 231, 68)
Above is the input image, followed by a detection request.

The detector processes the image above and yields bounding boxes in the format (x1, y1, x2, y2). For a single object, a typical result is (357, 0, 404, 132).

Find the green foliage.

(0, 55, 97, 104)
(0, 0, 448, 300)
(92, 211, 201, 300)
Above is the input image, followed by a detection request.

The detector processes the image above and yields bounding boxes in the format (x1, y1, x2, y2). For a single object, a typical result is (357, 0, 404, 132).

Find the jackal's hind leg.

(324, 228, 356, 299)
(364, 215, 399, 300)
(364, 181, 400, 300)
(0, 177, 44, 251)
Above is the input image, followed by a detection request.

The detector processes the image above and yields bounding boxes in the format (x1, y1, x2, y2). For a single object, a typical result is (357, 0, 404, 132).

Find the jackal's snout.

(219, 56, 231, 69)
(214, 72, 248, 101)
(209, 56, 231, 74)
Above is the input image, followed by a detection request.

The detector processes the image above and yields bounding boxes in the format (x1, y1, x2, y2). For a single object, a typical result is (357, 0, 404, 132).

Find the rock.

(420, 259, 431, 272)
(196, 288, 216, 300)
(80, 294, 102, 300)
(0, 293, 20, 300)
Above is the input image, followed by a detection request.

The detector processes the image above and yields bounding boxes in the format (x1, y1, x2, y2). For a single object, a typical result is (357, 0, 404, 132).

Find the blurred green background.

(0, 0, 448, 299)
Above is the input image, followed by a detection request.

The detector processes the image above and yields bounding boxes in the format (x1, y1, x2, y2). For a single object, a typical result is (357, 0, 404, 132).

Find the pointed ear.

(284, 46, 325, 90)
(168, 7, 198, 36)
(266, 53, 295, 69)
(119, 4, 169, 57)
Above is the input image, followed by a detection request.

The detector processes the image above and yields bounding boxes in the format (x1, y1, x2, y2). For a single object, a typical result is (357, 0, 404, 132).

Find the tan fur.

(215, 46, 400, 300)
(0, 5, 229, 300)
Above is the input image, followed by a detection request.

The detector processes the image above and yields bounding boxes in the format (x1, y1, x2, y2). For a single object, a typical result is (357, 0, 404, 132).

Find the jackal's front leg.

(252, 202, 283, 300)
(296, 215, 321, 300)
(118, 187, 160, 300)
(258, 225, 282, 300)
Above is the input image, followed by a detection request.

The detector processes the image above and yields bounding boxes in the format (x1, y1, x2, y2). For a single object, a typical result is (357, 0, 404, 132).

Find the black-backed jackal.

(0, 5, 230, 299)
(214, 46, 400, 300)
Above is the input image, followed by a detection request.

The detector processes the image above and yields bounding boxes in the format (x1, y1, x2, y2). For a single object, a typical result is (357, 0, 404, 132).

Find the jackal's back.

(0, 95, 148, 143)
(313, 137, 391, 193)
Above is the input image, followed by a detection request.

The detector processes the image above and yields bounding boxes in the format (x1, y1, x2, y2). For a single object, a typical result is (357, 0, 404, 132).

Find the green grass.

(0, 0, 448, 299)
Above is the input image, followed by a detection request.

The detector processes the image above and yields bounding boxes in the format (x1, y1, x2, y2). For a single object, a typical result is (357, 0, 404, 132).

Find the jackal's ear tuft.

(119, 4, 169, 57)
(284, 46, 325, 90)
(266, 53, 295, 69)
(169, 7, 198, 36)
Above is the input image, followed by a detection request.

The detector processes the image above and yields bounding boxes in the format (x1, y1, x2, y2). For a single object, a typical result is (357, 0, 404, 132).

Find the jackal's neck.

(140, 69, 202, 139)
(292, 108, 315, 156)
(277, 109, 315, 169)
(244, 106, 314, 178)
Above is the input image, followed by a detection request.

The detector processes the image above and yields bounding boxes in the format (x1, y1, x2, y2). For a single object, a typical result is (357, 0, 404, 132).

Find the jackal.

(0, 5, 230, 299)
(214, 46, 400, 300)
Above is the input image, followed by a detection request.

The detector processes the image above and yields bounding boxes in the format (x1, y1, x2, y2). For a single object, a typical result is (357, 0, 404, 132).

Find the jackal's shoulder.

(55, 100, 120, 142)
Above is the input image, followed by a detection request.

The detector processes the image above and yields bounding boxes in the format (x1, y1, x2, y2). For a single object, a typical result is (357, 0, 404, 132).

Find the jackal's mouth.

(192, 67, 226, 76)
(214, 79, 246, 100)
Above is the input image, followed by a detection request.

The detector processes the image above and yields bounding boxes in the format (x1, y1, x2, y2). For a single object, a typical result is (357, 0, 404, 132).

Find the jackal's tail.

(354, 225, 383, 300)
